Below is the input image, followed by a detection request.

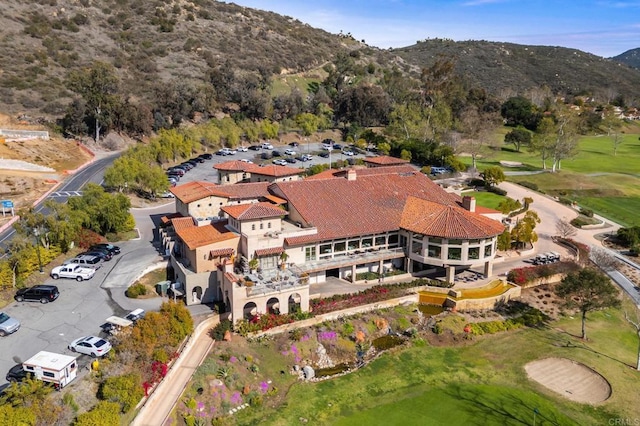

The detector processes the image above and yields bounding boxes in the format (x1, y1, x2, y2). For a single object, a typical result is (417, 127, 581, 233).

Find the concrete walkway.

(132, 315, 220, 426)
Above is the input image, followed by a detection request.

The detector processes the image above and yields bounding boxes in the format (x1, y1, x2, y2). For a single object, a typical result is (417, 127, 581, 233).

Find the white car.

(284, 149, 297, 156)
(322, 143, 334, 150)
(261, 143, 274, 150)
(237, 146, 248, 152)
(342, 150, 355, 156)
(68, 336, 112, 357)
(240, 159, 254, 164)
(273, 159, 287, 166)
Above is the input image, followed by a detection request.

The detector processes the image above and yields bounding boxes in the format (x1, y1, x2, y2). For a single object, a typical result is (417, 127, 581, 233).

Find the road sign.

(1, 200, 13, 208)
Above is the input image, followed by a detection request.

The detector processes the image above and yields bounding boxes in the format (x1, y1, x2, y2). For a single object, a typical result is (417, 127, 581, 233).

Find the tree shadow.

(442, 383, 565, 425)
(549, 328, 636, 369)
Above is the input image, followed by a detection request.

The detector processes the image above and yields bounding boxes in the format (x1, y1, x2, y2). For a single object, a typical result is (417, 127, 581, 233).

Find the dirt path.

(525, 357, 611, 404)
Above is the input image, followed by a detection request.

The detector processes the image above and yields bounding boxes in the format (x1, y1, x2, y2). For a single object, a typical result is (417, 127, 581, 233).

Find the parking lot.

(0, 140, 370, 385)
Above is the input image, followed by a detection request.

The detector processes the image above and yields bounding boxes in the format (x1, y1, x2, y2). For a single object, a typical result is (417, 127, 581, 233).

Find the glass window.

(347, 240, 360, 250)
(320, 244, 332, 254)
(412, 240, 423, 254)
(375, 236, 386, 246)
(268, 222, 271, 229)
(305, 246, 316, 261)
(251, 224, 255, 231)
(428, 245, 441, 258)
(429, 237, 442, 244)
(469, 247, 480, 260)
(447, 247, 462, 260)
(448, 239, 462, 245)
(334, 241, 346, 253)
(388, 234, 399, 245)
(260, 223, 263, 230)
(43, 371, 55, 378)
(484, 244, 493, 257)
(362, 238, 373, 248)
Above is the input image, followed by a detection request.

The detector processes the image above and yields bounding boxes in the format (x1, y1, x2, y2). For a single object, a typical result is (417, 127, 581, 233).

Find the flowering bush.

(507, 261, 579, 285)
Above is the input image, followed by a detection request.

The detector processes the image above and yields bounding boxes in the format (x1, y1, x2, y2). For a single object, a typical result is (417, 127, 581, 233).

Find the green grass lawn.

(236, 302, 640, 426)
(464, 190, 506, 211)
(461, 123, 640, 227)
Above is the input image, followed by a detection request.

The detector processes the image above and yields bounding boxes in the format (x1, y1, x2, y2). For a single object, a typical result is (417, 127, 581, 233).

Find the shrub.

(126, 283, 147, 298)
(570, 216, 591, 228)
(74, 401, 120, 426)
(487, 186, 507, 196)
(518, 181, 538, 191)
(507, 261, 580, 285)
(557, 197, 573, 206)
(580, 207, 594, 217)
(99, 373, 145, 413)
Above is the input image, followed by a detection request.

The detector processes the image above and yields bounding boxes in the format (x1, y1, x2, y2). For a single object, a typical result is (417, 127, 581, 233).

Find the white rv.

(22, 351, 78, 389)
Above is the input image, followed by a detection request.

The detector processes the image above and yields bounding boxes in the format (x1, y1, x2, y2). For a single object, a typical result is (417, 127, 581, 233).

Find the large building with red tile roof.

(214, 160, 303, 185)
(162, 165, 505, 321)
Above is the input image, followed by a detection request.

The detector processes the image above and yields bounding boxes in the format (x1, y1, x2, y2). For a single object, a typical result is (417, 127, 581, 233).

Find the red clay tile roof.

(175, 222, 238, 250)
(305, 165, 417, 181)
(244, 164, 303, 177)
(171, 216, 196, 232)
(263, 194, 287, 205)
(210, 248, 235, 257)
(160, 212, 183, 225)
(224, 272, 239, 283)
(475, 205, 502, 215)
(213, 160, 252, 171)
(363, 155, 409, 166)
(400, 196, 505, 239)
(255, 247, 284, 256)
(270, 169, 460, 243)
(171, 181, 270, 204)
(222, 202, 287, 220)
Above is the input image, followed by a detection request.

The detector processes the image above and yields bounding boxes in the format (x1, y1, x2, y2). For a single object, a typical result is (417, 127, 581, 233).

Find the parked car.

(322, 143, 333, 150)
(81, 250, 113, 261)
(284, 148, 297, 156)
(159, 191, 175, 198)
(261, 152, 272, 160)
(319, 152, 330, 158)
(68, 336, 112, 358)
(295, 155, 306, 162)
(261, 142, 274, 149)
(271, 150, 282, 157)
(90, 243, 120, 255)
(0, 312, 20, 336)
(333, 143, 343, 150)
(6, 364, 33, 382)
(14, 285, 60, 303)
(124, 308, 146, 324)
(51, 264, 96, 281)
(180, 162, 194, 170)
(240, 159, 253, 164)
(237, 146, 248, 152)
(248, 145, 261, 151)
(167, 168, 185, 176)
(285, 157, 297, 164)
(62, 255, 102, 268)
(289, 141, 299, 147)
(273, 159, 287, 166)
(199, 153, 213, 160)
(342, 149, 355, 156)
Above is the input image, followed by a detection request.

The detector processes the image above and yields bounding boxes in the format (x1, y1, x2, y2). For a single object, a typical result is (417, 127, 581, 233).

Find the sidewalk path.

(132, 315, 220, 426)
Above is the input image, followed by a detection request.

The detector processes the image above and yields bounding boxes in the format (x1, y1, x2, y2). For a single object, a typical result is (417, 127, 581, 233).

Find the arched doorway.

(243, 302, 258, 321)
(288, 293, 301, 314)
(192, 286, 203, 304)
(267, 297, 280, 315)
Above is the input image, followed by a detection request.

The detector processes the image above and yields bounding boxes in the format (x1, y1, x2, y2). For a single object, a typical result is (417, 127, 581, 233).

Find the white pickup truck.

(50, 264, 96, 281)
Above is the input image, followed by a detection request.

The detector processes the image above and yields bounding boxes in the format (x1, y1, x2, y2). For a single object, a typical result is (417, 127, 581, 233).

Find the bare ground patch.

(525, 357, 611, 404)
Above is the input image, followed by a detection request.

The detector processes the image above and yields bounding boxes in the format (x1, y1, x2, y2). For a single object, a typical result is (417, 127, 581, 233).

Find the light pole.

(33, 227, 44, 274)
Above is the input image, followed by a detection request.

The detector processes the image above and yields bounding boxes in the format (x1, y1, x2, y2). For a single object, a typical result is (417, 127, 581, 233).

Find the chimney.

(346, 169, 357, 181)
(462, 196, 476, 213)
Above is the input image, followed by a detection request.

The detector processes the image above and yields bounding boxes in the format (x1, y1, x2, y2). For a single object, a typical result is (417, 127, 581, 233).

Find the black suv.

(90, 243, 121, 256)
(6, 364, 33, 382)
(14, 285, 60, 304)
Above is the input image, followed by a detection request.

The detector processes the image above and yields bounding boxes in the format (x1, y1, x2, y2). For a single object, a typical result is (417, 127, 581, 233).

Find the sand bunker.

(525, 357, 611, 403)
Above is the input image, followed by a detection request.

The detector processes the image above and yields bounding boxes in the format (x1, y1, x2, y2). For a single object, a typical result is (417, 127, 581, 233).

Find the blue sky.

(232, 0, 640, 57)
